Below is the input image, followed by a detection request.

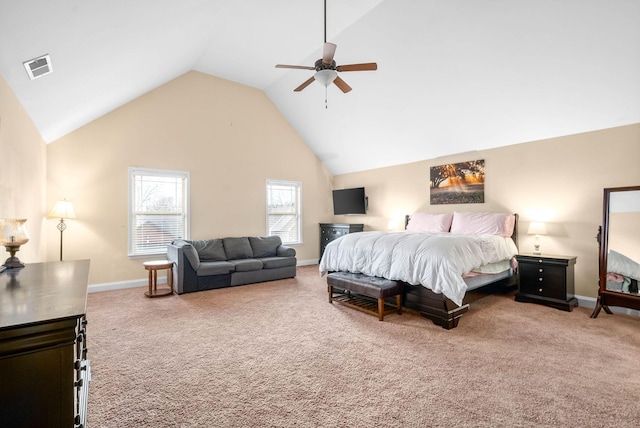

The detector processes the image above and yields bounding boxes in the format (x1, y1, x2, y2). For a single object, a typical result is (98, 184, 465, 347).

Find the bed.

(319, 211, 519, 329)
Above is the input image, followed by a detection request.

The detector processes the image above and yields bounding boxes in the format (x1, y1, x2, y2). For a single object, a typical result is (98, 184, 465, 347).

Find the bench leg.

(328, 285, 333, 304)
(396, 294, 402, 314)
(378, 298, 384, 321)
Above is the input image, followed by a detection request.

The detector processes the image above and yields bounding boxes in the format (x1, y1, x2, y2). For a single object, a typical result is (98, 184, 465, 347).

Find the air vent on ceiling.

(23, 54, 52, 80)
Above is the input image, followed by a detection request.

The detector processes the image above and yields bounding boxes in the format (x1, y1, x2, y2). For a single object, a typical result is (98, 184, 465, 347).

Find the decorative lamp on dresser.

(0, 260, 91, 428)
(319, 223, 364, 260)
(515, 254, 578, 311)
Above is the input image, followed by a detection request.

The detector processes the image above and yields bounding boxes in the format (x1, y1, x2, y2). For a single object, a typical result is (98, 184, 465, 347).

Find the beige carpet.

(86, 265, 640, 427)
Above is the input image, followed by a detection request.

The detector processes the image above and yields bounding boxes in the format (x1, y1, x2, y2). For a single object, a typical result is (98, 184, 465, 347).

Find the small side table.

(143, 260, 174, 298)
(515, 254, 578, 311)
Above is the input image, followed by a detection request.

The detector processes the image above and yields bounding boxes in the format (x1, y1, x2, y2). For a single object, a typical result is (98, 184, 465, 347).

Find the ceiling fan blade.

(333, 76, 352, 93)
(276, 64, 315, 70)
(294, 76, 316, 92)
(336, 62, 378, 72)
(322, 42, 337, 64)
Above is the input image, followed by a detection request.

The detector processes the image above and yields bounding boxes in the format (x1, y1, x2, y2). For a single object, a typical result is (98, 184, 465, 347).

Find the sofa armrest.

(167, 241, 200, 294)
(171, 240, 200, 269)
(276, 245, 296, 257)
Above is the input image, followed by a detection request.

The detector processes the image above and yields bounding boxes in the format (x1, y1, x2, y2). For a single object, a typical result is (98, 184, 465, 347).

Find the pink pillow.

(406, 213, 453, 233)
(450, 212, 515, 237)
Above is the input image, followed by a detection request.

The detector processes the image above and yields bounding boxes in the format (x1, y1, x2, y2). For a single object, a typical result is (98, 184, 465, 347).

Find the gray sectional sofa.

(167, 236, 297, 294)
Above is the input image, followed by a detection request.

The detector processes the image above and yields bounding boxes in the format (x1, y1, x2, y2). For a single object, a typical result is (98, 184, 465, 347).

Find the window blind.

(129, 168, 189, 256)
(266, 180, 301, 245)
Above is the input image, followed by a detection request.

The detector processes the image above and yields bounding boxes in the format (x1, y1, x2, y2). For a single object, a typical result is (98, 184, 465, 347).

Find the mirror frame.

(591, 185, 640, 318)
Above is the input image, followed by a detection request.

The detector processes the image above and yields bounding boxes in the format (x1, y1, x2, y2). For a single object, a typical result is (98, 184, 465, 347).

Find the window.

(266, 180, 301, 245)
(129, 167, 190, 257)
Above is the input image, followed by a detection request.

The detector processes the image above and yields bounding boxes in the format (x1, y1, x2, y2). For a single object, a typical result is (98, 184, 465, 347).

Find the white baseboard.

(88, 259, 321, 293)
(576, 295, 597, 309)
(89, 278, 148, 293)
(575, 294, 640, 317)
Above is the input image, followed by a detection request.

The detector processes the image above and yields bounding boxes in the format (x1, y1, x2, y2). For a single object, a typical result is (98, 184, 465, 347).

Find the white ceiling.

(1, 0, 639, 175)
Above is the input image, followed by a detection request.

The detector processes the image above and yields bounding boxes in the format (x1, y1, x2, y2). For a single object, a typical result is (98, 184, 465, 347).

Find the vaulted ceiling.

(1, 1, 639, 175)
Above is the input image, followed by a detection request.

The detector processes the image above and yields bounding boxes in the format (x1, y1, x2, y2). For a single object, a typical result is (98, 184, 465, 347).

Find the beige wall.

(10, 66, 640, 298)
(332, 124, 640, 299)
(47, 71, 334, 284)
(0, 75, 47, 262)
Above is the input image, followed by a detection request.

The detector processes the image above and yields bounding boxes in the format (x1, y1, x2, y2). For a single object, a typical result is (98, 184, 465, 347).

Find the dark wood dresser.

(515, 254, 577, 311)
(319, 223, 364, 260)
(0, 260, 91, 428)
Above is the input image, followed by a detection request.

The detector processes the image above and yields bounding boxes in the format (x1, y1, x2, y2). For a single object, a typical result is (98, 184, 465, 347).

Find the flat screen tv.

(332, 187, 367, 215)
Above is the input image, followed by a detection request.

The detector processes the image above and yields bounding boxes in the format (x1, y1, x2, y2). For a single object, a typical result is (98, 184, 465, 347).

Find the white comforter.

(319, 231, 518, 307)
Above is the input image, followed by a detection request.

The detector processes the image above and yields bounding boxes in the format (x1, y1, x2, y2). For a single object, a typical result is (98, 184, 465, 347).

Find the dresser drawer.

(322, 227, 347, 238)
(519, 263, 566, 300)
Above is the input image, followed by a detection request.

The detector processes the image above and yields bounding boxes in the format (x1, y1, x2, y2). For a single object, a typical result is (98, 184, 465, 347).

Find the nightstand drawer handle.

(538, 278, 543, 282)
(538, 288, 543, 292)
(538, 259, 543, 263)
(538, 268, 543, 273)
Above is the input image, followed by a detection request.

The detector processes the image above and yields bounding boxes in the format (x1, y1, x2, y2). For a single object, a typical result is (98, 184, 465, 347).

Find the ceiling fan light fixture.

(314, 69, 337, 87)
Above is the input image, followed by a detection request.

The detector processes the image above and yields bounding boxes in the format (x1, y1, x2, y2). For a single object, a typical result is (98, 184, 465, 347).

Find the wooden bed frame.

(398, 213, 519, 329)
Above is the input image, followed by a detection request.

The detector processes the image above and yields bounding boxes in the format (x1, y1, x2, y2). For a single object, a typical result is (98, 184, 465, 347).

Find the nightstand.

(515, 254, 578, 311)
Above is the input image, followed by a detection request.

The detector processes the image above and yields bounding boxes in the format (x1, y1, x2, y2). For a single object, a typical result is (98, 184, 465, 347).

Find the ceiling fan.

(275, 0, 377, 94)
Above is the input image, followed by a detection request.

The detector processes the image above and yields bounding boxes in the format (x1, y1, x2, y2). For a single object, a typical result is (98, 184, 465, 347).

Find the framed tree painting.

(430, 159, 485, 205)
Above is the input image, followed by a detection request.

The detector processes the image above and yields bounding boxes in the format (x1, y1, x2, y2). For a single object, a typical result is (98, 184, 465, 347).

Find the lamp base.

(3, 245, 25, 268)
(2, 255, 25, 268)
(533, 241, 541, 256)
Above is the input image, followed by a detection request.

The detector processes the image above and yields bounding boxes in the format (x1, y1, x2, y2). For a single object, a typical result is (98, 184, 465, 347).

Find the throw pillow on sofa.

(223, 237, 253, 260)
(249, 236, 282, 258)
(187, 239, 226, 261)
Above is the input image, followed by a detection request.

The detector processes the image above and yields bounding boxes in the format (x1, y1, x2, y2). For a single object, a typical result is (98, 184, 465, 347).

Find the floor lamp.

(48, 199, 76, 261)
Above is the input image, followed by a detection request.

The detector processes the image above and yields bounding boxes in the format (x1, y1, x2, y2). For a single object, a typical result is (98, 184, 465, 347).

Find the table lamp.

(0, 218, 30, 268)
(527, 221, 547, 255)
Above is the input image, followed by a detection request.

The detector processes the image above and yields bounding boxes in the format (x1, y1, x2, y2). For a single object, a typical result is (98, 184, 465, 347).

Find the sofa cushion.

(230, 259, 263, 272)
(197, 261, 235, 276)
(259, 256, 297, 269)
(223, 237, 253, 260)
(187, 239, 226, 261)
(249, 236, 282, 258)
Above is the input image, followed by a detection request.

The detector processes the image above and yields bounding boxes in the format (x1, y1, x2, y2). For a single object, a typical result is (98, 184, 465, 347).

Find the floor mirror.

(591, 185, 640, 317)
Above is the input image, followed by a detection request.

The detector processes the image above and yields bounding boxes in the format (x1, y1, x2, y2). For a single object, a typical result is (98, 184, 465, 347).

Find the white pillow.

(607, 250, 640, 281)
(450, 212, 515, 237)
(406, 212, 453, 233)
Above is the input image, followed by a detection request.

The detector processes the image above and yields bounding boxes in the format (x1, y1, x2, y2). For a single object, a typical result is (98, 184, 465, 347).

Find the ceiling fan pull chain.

(325, 87, 328, 109)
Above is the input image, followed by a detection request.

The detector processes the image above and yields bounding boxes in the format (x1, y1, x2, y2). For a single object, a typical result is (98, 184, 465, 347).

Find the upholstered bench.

(327, 272, 402, 321)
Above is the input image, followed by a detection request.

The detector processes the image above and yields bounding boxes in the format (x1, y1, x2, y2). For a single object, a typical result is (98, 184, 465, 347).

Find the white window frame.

(266, 180, 302, 245)
(128, 167, 190, 257)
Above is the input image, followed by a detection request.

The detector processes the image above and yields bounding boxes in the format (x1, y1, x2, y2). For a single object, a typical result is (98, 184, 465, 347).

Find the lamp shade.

(0, 219, 29, 246)
(48, 200, 76, 219)
(527, 221, 547, 235)
(314, 69, 337, 87)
